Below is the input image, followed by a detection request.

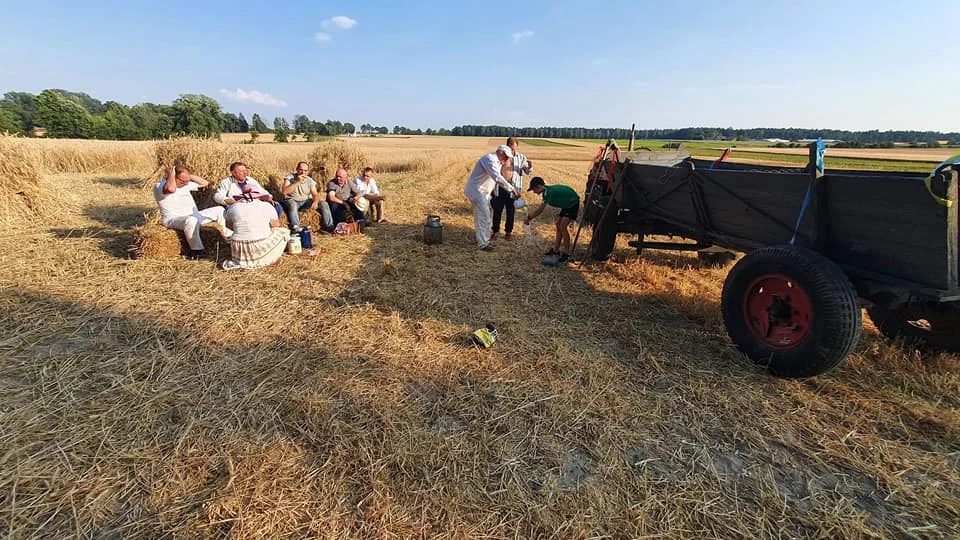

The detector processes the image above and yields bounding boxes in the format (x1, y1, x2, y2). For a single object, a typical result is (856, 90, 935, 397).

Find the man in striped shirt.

(490, 136, 532, 241)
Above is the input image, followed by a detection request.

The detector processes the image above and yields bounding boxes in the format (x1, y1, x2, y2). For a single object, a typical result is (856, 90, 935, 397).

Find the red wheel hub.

(742, 274, 813, 348)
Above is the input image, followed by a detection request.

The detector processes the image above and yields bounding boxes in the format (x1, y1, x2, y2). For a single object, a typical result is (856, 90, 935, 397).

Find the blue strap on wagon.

(789, 138, 825, 245)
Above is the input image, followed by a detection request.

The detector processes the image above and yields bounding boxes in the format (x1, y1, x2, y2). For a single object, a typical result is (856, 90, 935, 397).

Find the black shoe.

(545, 248, 558, 256)
(188, 249, 205, 261)
(558, 253, 570, 263)
(480, 244, 496, 252)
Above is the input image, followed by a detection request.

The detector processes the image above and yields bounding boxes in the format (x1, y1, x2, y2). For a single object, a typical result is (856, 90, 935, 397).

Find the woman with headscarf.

(220, 186, 291, 271)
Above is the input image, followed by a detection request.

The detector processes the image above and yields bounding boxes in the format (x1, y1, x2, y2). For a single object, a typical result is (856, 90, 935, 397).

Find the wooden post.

(808, 141, 829, 253)
(628, 123, 636, 152)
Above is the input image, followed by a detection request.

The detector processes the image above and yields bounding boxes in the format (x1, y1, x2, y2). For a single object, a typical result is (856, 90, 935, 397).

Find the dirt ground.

(0, 136, 957, 538)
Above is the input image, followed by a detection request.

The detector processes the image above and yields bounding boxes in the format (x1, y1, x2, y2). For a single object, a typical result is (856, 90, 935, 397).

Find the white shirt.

(214, 176, 266, 205)
(495, 152, 532, 197)
(225, 200, 275, 241)
(351, 175, 380, 196)
(154, 179, 200, 223)
(464, 153, 516, 202)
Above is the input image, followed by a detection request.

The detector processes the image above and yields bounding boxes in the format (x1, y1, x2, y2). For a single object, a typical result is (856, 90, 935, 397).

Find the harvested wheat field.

(0, 136, 957, 538)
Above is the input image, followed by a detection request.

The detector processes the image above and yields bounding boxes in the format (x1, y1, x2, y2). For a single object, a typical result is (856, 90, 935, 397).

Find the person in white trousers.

(153, 165, 232, 259)
(463, 145, 520, 251)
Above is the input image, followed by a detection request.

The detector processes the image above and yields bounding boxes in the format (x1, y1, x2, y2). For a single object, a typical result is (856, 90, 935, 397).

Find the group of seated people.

(281, 161, 386, 233)
(152, 161, 386, 271)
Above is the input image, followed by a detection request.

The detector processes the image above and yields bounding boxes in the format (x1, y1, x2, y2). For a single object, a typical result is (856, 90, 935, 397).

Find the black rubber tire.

(866, 303, 960, 352)
(721, 245, 862, 378)
(589, 196, 619, 261)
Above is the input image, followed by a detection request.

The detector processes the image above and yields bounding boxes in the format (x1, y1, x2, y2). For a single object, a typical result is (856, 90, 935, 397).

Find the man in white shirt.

(214, 162, 283, 217)
(350, 166, 386, 223)
(153, 165, 232, 259)
(491, 136, 533, 241)
(464, 145, 520, 251)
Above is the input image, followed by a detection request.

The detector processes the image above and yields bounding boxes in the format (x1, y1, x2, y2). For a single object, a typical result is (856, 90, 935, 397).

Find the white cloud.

(512, 30, 534, 44)
(314, 32, 332, 43)
(219, 88, 288, 108)
(323, 15, 357, 30)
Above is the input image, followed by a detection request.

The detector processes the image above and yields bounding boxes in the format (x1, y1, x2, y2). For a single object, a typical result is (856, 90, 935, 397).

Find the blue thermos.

(300, 226, 313, 249)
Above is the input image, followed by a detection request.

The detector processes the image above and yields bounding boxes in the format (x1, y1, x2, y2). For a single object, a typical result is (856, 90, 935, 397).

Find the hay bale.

(152, 137, 278, 209)
(133, 210, 229, 260)
(0, 134, 46, 226)
(276, 206, 325, 231)
(308, 141, 368, 180)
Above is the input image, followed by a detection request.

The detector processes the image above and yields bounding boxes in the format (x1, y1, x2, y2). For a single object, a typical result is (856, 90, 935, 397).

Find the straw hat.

(354, 196, 370, 213)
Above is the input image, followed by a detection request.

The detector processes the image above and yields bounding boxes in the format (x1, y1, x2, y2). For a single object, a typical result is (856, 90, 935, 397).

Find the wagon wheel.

(866, 302, 960, 352)
(721, 245, 862, 378)
(589, 195, 621, 261)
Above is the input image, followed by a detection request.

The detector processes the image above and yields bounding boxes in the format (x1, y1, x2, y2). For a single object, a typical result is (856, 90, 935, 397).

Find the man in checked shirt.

(490, 136, 532, 241)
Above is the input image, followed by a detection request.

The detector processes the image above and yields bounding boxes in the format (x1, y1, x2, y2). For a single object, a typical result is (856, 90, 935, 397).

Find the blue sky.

(2, 0, 958, 131)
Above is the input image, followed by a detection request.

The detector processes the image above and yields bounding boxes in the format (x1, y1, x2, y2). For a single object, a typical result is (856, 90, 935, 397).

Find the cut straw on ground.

(0, 135, 956, 538)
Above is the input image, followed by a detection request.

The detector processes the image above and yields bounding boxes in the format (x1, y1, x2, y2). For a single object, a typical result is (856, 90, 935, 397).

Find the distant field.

(574, 138, 945, 173)
(522, 139, 583, 148)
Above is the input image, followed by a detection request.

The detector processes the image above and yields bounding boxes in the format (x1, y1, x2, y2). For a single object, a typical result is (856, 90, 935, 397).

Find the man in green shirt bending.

(524, 176, 581, 263)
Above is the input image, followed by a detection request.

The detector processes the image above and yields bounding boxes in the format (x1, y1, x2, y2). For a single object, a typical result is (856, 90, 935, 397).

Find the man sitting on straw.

(214, 162, 283, 217)
(350, 166, 386, 223)
(464, 145, 520, 252)
(220, 186, 291, 271)
(282, 161, 332, 232)
(153, 165, 232, 260)
(327, 168, 365, 226)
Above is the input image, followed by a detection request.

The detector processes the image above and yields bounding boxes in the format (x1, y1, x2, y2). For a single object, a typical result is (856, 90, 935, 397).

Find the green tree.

(273, 116, 290, 142)
(221, 112, 242, 132)
(168, 94, 223, 136)
(343, 122, 356, 135)
(94, 102, 140, 139)
(2, 92, 38, 132)
(237, 113, 249, 132)
(293, 114, 312, 134)
(0, 107, 20, 133)
(50, 89, 107, 115)
(325, 119, 344, 135)
(251, 113, 269, 132)
(130, 103, 173, 138)
(34, 89, 93, 138)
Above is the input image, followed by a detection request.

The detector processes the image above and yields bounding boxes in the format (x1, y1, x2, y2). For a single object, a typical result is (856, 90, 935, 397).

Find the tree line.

(448, 125, 960, 146)
(2, 89, 957, 145)
(0, 89, 356, 141)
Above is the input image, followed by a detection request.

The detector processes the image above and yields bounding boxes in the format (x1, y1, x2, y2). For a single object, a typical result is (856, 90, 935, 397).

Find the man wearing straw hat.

(350, 167, 386, 223)
(153, 165, 232, 260)
(464, 145, 520, 251)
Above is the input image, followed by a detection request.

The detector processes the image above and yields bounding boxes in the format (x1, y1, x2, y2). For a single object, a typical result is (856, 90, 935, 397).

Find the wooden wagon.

(583, 142, 960, 377)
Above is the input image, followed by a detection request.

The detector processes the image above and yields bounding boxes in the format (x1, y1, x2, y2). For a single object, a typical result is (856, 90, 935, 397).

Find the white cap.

(496, 144, 514, 158)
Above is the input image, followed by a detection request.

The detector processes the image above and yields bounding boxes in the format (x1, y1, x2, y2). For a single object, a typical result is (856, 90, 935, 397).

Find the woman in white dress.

(221, 187, 290, 271)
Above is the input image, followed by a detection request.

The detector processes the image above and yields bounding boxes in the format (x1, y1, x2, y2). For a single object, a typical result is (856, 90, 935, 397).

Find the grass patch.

(522, 139, 583, 148)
